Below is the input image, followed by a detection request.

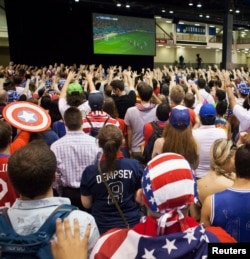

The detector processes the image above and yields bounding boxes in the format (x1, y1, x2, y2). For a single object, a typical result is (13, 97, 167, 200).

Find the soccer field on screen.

(94, 31, 155, 56)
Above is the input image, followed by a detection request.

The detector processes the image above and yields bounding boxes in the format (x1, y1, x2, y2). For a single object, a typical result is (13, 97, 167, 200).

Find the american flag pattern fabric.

(141, 153, 195, 234)
(142, 152, 194, 213)
(90, 224, 220, 259)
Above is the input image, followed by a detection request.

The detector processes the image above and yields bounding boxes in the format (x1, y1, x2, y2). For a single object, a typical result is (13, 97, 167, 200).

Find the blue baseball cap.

(169, 106, 190, 130)
(199, 104, 216, 118)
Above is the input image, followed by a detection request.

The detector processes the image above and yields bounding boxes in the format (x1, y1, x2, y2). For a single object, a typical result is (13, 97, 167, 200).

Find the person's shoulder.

(125, 105, 136, 114)
(50, 136, 65, 148)
(127, 90, 136, 97)
(116, 117, 125, 125)
(214, 126, 228, 136)
(68, 209, 96, 222)
(143, 121, 154, 130)
(83, 163, 98, 173)
(154, 136, 164, 144)
(123, 157, 142, 165)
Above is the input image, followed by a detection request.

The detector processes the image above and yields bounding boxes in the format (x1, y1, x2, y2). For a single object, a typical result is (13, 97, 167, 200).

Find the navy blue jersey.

(211, 188, 250, 242)
(80, 158, 143, 234)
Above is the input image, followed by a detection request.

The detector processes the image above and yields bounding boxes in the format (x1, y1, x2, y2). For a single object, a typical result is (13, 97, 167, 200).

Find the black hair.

(200, 116, 216, 125)
(156, 101, 171, 121)
(235, 143, 250, 179)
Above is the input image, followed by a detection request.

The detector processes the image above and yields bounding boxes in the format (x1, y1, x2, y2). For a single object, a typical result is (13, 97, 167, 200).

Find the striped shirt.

(82, 110, 120, 135)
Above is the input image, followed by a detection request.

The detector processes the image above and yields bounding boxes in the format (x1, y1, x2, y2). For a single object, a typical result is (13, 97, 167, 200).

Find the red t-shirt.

(0, 154, 19, 208)
(116, 118, 128, 148)
(143, 121, 166, 147)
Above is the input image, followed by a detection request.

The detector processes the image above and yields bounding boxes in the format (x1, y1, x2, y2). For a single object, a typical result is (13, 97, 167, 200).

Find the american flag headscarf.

(142, 153, 194, 235)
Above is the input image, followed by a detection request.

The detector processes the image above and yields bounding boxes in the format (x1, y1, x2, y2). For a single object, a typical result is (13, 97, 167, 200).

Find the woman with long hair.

(102, 97, 129, 157)
(80, 124, 143, 235)
(152, 106, 199, 170)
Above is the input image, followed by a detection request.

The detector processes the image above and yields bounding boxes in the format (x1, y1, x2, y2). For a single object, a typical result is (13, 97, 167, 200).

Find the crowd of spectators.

(1, 61, 250, 257)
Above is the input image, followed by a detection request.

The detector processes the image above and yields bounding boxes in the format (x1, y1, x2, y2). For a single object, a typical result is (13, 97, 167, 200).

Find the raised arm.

(59, 71, 76, 99)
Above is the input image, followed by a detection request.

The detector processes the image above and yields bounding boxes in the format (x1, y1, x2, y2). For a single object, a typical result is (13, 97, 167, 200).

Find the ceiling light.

(162, 9, 166, 13)
(197, 2, 202, 8)
(169, 10, 174, 14)
(189, 1, 193, 6)
(199, 14, 203, 17)
(116, 3, 121, 7)
(206, 15, 210, 18)
(235, 9, 240, 13)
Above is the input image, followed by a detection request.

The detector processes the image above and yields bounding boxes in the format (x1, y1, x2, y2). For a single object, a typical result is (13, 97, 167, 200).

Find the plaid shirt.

(50, 131, 101, 189)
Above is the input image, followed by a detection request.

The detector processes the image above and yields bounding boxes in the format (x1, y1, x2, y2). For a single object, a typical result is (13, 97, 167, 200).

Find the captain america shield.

(2, 101, 51, 132)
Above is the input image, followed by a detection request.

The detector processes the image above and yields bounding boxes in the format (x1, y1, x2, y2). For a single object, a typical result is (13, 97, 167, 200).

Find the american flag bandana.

(142, 153, 194, 234)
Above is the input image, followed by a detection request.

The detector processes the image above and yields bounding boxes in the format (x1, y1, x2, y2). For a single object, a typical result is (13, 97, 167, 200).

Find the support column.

(221, 3, 233, 69)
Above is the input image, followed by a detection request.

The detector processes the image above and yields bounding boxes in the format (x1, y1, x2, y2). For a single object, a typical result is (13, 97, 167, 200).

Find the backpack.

(143, 121, 163, 164)
(0, 204, 77, 259)
(86, 116, 110, 137)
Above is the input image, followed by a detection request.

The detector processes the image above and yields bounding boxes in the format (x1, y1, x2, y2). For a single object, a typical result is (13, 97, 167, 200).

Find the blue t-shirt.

(52, 121, 66, 138)
(41, 130, 59, 147)
(80, 157, 143, 234)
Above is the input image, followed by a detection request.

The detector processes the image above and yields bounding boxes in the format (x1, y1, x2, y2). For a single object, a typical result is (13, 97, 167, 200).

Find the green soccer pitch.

(93, 31, 155, 56)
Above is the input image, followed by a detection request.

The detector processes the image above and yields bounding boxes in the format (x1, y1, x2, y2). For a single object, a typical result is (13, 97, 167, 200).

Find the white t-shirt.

(233, 104, 250, 132)
(192, 125, 227, 178)
(58, 97, 91, 118)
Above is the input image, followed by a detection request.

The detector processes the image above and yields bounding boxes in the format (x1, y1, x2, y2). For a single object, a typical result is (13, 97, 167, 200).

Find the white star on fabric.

(183, 229, 197, 244)
(199, 225, 206, 234)
(18, 111, 36, 122)
(146, 172, 150, 179)
(145, 183, 151, 192)
(148, 196, 155, 205)
(142, 248, 156, 259)
(162, 239, 178, 254)
(202, 256, 208, 259)
(200, 233, 209, 243)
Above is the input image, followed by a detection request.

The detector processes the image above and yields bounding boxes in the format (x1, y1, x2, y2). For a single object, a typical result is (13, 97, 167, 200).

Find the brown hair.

(162, 123, 199, 168)
(0, 120, 12, 150)
(102, 97, 119, 118)
(97, 124, 122, 174)
(8, 140, 56, 199)
(66, 92, 86, 107)
(170, 84, 185, 104)
(64, 106, 82, 131)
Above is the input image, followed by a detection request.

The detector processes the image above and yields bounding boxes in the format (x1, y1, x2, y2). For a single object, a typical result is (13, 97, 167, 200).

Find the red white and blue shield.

(2, 101, 51, 132)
